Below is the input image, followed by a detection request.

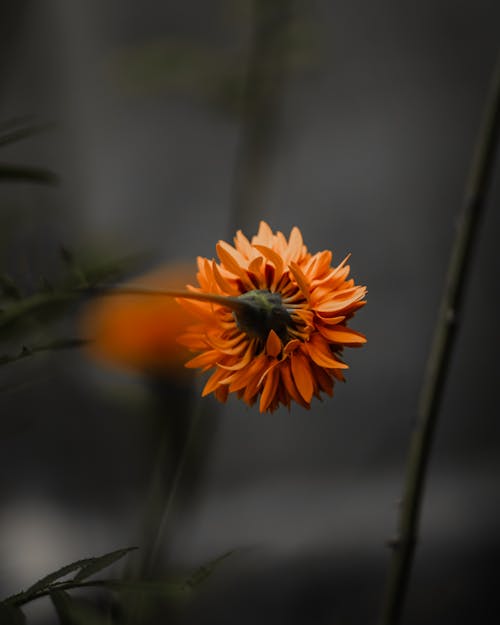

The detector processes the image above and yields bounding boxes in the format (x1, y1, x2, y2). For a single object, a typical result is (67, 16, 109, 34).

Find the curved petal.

(265, 329, 282, 358)
(291, 351, 314, 403)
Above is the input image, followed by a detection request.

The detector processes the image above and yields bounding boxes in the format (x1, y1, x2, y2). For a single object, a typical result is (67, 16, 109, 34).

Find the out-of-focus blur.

(80, 263, 196, 377)
(0, 1, 499, 624)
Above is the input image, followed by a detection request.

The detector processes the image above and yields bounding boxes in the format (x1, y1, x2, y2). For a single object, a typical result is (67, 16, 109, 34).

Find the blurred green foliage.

(0, 118, 147, 375)
(0, 118, 58, 185)
(0, 547, 234, 624)
(108, 4, 319, 115)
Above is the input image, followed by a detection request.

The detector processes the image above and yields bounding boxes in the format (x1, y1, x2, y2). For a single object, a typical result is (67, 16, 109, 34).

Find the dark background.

(0, 1, 499, 624)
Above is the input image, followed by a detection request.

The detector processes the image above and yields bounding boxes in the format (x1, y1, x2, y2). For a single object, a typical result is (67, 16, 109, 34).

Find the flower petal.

(259, 366, 280, 412)
(212, 261, 241, 295)
(253, 245, 285, 283)
(216, 241, 254, 289)
(175, 221, 366, 412)
(317, 325, 367, 345)
(291, 351, 314, 403)
(185, 350, 219, 370)
(304, 334, 349, 369)
(280, 359, 309, 407)
(286, 226, 304, 262)
(265, 329, 282, 358)
(252, 220, 274, 247)
(202, 367, 229, 396)
(289, 261, 310, 300)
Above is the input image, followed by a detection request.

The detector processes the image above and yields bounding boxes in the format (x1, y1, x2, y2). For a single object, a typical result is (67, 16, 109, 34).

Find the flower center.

(233, 289, 294, 342)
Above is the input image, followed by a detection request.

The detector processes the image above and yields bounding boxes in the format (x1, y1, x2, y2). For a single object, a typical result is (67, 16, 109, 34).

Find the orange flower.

(81, 263, 196, 377)
(178, 222, 367, 412)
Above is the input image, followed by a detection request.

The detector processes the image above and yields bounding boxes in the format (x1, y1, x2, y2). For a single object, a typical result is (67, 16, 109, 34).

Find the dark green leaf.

(0, 116, 33, 132)
(4, 577, 185, 611)
(0, 254, 144, 344)
(25, 560, 95, 596)
(183, 550, 234, 589)
(0, 163, 59, 185)
(25, 548, 136, 596)
(50, 590, 76, 625)
(0, 603, 26, 624)
(73, 547, 138, 582)
(0, 122, 54, 148)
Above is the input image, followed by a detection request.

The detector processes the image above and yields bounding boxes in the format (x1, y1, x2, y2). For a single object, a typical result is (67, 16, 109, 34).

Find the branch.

(379, 53, 500, 625)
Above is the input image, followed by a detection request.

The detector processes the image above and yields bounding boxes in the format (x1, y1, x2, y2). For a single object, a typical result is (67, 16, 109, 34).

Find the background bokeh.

(1, 1, 499, 624)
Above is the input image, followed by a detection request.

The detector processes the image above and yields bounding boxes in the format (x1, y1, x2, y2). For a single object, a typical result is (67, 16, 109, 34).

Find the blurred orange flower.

(178, 222, 367, 412)
(81, 263, 196, 377)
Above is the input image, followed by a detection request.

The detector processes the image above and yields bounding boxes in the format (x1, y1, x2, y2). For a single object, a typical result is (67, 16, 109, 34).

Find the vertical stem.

(131, 378, 195, 577)
(228, 0, 294, 234)
(379, 54, 500, 625)
(142, 385, 203, 574)
(123, 379, 196, 624)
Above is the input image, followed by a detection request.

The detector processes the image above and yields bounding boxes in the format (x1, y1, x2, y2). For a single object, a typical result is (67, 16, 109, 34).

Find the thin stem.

(145, 394, 203, 572)
(0, 338, 87, 367)
(228, 0, 293, 234)
(105, 287, 248, 312)
(379, 54, 500, 625)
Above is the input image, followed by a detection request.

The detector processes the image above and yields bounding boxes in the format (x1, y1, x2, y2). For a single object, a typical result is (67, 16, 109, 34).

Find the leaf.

(0, 116, 34, 133)
(25, 561, 95, 597)
(0, 122, 54, 148)
(50, 590, 76, 625)
(4, 578, 185, 612)
(0, 254, 145, 344)
(183, 550, 234, 589)
(73, 547, 138, 582)
(0, 603, 26, 624)
(0, 255, 143, 327)
(24, 547, 137, 597)
(0, 163, 59, 185)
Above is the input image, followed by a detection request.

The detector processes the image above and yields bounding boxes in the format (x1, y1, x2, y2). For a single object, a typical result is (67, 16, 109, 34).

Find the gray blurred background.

(0, 1, 499, 624)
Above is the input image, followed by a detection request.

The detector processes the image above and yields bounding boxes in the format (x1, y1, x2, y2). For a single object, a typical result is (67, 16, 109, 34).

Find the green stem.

(228, 0, 293, 233)
(0, 286, 247, 338)
(0, 338, 87, 367)
(106, 287, 249, 313)
(144, 396, 203, 573)
(379, 54, 500, 625)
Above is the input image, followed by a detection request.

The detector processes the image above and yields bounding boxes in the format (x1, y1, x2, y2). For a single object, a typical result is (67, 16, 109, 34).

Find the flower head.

(178, 222, 366, 412)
